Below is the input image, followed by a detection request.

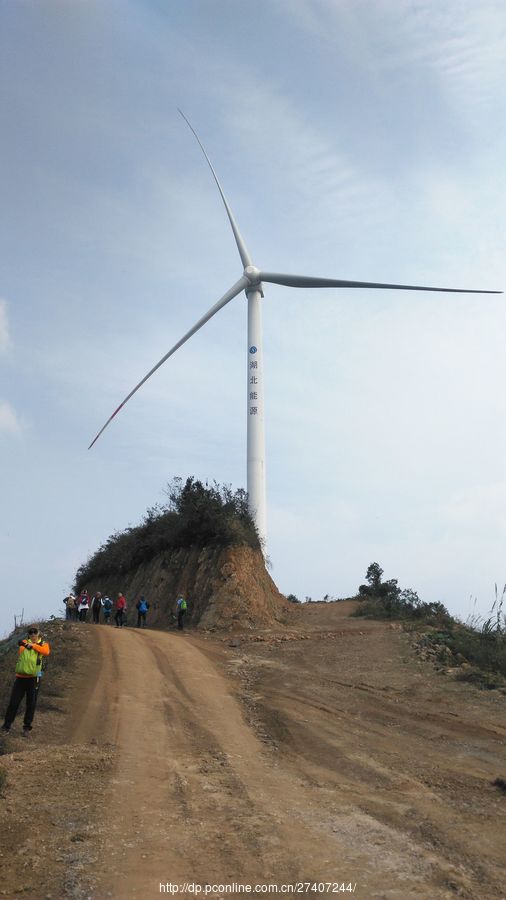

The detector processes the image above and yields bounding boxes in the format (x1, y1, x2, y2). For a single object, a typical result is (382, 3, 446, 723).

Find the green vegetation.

(75, 477, 260, 592)
(354, 563, 506, 682)
(353, 562, 450, 624)
(450, 601, 506, 684)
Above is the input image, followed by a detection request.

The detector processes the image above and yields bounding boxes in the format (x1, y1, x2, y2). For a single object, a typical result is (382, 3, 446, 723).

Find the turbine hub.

(244, 265, 261, 284)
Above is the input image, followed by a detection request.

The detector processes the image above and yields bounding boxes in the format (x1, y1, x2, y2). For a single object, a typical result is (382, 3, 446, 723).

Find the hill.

(74, 477, 290, 630)
(79, 543, 290, 631)
(1, 606, 505, 898)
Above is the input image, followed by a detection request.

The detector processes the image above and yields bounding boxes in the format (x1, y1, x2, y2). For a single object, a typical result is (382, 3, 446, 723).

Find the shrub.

(286, 594, 300, 604)
(450, 624, 506, 680)
(354, 562, 451, 625)
(456, 668, 505, 690)
(446, 587, 506, 678)
(74, 477, 260, 592)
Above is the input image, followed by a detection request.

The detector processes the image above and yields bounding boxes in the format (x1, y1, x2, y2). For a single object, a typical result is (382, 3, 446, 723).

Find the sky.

(1, 0, 505, 635)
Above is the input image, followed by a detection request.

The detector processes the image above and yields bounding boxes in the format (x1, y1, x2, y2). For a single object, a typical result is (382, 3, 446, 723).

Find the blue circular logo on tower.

(249, 346, 257, 354)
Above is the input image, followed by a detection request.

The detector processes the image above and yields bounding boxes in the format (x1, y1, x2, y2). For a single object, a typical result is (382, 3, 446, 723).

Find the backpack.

(103, 598, 113, 612)
(139, 600, 148, 613)
(180, 599, 187, 612)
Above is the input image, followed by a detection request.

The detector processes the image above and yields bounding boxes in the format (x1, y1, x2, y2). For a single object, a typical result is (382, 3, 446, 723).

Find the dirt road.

(1, 606, 506, 899)
(74, 626, 364, 898)
(76, 607, 506, 899)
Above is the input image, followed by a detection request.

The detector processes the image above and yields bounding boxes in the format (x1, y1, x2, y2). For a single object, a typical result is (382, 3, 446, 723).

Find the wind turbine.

(89, 111, 501, 548)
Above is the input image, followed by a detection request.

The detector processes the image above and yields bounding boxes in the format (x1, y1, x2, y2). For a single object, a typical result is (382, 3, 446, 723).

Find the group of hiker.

(63, 590, 188, 630)
(63, 590, 149, 628)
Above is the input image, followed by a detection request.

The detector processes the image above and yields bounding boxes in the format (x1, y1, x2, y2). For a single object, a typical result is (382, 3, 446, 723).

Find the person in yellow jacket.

(2, 626, 51, 735)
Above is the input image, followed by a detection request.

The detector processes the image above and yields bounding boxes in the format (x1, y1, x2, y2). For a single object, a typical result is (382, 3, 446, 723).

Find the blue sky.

(1, 0, 505, 634)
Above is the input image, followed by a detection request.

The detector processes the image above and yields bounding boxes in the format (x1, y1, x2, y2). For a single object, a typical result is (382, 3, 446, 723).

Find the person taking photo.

(2, 627, 51, 735)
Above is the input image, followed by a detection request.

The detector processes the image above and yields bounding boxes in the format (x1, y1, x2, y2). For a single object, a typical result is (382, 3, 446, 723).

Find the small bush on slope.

(353, 562, 451, 624)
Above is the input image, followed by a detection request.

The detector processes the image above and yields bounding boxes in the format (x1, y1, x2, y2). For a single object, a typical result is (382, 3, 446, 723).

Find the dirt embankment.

(1, 605, 506, 899)
(81, 544, 290, 630)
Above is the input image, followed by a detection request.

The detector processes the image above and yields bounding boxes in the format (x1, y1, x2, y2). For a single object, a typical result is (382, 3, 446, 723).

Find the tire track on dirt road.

(76, 628, 372, 899)
(75, 627, 478, 900)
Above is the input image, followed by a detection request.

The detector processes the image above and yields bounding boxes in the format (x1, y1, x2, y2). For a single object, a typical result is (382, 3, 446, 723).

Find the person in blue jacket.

(136, 596, 149, 628)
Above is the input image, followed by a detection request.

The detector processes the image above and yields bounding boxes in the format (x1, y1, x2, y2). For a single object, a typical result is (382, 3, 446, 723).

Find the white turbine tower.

(89, 112, 501, 549)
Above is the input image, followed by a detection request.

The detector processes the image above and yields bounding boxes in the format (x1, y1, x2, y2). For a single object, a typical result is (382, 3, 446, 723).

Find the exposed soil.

(81, 545, 290, 631)
(0, 604, 505, 899)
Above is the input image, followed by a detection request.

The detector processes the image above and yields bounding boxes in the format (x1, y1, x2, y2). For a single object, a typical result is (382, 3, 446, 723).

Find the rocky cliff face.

(83, 545, 289, 631)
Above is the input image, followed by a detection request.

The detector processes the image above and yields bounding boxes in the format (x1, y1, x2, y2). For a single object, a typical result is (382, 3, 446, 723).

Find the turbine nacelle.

(244, 265, 263, 297)
(244, 265, 260, 282)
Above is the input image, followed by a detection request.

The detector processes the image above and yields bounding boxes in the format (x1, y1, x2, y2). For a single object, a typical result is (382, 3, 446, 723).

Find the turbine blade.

(88, 276, 249, 449)
(259, 271, 502, 294)
(178, 109, 252, 269)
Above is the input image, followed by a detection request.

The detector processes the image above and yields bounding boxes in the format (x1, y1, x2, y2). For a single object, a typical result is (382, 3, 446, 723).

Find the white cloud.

(389, 4, 506, 115)
(277, 1, 506, 124)
(0, 300, 9, 353)
(221, 77, 389, 240)
(0, 401, 22, 435)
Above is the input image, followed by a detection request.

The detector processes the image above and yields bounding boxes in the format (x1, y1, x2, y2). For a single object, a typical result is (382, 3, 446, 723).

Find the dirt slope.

(1, 605, 506, 899)
(81, 545, 289, 630)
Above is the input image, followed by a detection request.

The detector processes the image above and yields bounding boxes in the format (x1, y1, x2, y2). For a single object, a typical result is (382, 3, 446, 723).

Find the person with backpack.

(91, 592, 102, 624)
(176, 595, 187, 631)
(2, 626, 51, 735)
(63, 593, 76, 621)
(102, 596, 113, 624)
(77, 590, 90, 622)
(136, 596, 149, 628)
(115, 592, 127, 628)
